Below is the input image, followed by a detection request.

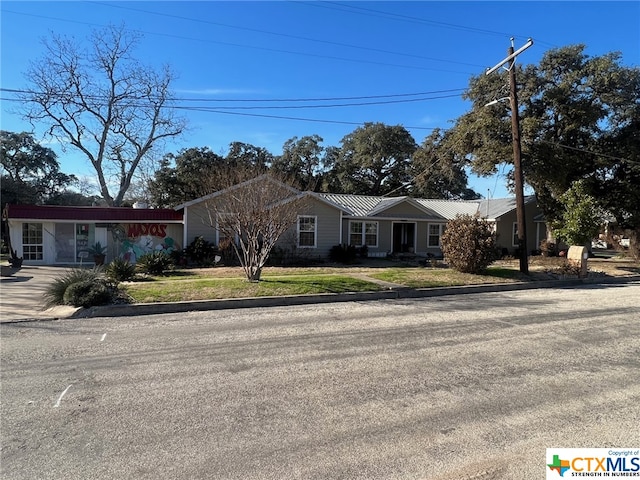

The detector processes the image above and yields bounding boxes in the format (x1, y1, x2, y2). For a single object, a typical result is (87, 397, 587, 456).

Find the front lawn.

(118, 255, 639, 304)
(369, 267, 522, 288)
(124, 273, 383, 303)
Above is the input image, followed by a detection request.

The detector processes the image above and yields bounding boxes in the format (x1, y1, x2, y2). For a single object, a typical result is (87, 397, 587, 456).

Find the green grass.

(369, 267, 520, 288)
(119, 255, 640, 304)
(124, 274, 383, 303)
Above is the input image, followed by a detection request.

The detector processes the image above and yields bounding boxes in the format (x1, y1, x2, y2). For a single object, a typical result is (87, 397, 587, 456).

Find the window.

(512, 222, 519, 247)
(298, 216, 316, 248)
(428, 223, 445, 247)
(54, 223, 75, 263)
(22, 223, 43, 260)
(349, 221, 378, 247)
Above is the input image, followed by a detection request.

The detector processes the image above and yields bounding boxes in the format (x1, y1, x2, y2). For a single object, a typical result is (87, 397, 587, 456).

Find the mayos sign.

(119, 223, 180, 263)
(126, 223, 168, 238)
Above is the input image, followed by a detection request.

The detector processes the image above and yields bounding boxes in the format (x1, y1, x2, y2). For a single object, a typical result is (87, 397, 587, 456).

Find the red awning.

(3, 204, 183, 223)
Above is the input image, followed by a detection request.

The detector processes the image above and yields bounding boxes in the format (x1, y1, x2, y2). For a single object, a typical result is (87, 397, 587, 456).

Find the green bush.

(329, 244, 358, 264)
(185, 236, 218, 266)
(170, 248, 188, 266)
(105, 257, 137, 282)
(136, 251, 174, 275)
(43, 267, 104, 308)
(63, 279, 114, 308)
(441, 214, 498, 274)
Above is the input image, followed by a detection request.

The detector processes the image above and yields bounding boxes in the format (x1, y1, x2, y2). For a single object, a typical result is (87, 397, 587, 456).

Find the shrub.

(550, 180, 605, 246)
(441, 214, 498, 274)
(43, 267, 104, 308)
(185, 236, 217, 266)
(170, 248, 188, 266)
(63, 279, 114, 308)
(136, 251, 174, 275)
(539, 239, 556, 257)
(105, 257, 137, 282)
(329, 244, 358, 264)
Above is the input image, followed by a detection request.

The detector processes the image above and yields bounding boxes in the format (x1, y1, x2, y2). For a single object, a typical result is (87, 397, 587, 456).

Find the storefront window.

(75, 224, 94, 262)
(22, 223, 43, 260)
(54, 223, 75, 263)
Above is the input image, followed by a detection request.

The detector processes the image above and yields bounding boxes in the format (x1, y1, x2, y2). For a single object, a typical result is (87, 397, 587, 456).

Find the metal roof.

(315, 193, 386, 217)
(3, 204, 183, 222)
(414, 199, 480, 220)
(316, 193, 539, 221)
(318, 194, 478, 220)
(477, 196, 537, 220)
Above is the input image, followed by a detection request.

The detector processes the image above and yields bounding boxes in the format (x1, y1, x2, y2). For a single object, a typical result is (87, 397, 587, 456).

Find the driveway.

(0, 266, 79, 322)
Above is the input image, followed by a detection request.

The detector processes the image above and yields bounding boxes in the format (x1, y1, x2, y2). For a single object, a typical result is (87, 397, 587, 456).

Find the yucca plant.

(43, 267, 104, 308)
(105, 257, 137, 282)
(136, 251, 174, 276)
(63, 279, 114, 308)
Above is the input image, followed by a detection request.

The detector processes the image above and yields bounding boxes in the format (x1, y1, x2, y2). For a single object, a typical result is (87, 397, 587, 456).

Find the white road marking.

(100, 333, 107, 342)
(54, 385, 72, 408)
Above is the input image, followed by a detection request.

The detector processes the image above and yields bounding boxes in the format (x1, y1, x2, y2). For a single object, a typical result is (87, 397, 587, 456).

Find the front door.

(392, 222, 416, 253)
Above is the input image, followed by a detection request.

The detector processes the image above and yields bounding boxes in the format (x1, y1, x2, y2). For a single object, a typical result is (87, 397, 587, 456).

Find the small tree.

(550, 180, 606, 246)
(441, 214, 497, 274)
(201, 170, 307, 282)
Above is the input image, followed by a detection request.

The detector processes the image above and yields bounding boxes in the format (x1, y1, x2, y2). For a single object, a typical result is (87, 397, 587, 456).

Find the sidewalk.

(1, 265, 638, 323)
(0, 266, 80, 322)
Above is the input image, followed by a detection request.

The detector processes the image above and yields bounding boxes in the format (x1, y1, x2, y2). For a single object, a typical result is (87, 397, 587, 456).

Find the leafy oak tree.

(410, 129, 481, 200)
(21, 24, 186, 206)
(332, 122, 417, 195)
(0, 130, 77, 204)
(148, 147, 227, 208)
(271, 135, 326, 191)
(225, 142, 274, 170)
(447, 44, 640, 251)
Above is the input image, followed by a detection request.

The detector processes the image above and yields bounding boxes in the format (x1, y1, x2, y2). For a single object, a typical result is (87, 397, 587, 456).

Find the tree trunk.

(248, 266, 262, 282)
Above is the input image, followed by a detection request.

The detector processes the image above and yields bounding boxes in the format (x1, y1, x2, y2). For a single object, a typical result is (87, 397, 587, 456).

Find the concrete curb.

(2, 275, 637, 324)
(72, 275, 640, 319)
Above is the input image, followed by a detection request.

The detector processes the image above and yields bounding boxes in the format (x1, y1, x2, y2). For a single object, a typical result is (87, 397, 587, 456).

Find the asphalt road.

(1, 283, 639, 479)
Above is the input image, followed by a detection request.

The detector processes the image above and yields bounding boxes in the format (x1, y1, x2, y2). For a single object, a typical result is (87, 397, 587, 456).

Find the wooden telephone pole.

(487, 38, 533, 274)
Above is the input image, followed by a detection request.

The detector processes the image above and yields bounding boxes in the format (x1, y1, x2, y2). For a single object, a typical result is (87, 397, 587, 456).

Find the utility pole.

(487, 38, 533, 274)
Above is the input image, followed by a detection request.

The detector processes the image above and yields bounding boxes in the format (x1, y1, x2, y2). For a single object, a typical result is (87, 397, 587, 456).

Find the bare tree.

(21, 24, 186, 206)
(200, 169, 307, 282)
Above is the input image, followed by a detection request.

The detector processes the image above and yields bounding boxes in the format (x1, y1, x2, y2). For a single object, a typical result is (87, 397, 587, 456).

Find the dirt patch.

(500, 256, 640, 278)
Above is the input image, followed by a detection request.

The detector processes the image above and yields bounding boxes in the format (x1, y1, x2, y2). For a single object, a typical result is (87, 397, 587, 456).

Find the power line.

(0, 87, 466, 104)
(0, 95, 440, 131)
(317, 1, 513, 37)
(1, 9, 476, 75)
(305, 1, 559, 49)
(1, 87, 462, 110)
(167, 108, 439, 130)
(537, 140, 635, 164)
(90, 1, 487, 69)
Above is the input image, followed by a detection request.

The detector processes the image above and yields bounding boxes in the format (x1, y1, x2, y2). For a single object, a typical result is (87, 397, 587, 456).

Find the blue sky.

(1, 1, 639, 199)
